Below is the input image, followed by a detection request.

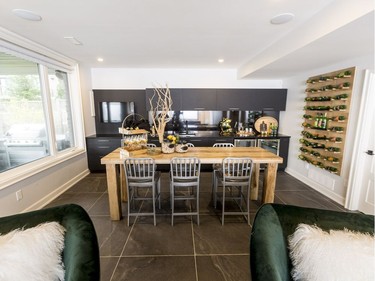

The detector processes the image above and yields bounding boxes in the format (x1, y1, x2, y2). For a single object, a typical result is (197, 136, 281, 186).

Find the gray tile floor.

(46, 171, 345, 281)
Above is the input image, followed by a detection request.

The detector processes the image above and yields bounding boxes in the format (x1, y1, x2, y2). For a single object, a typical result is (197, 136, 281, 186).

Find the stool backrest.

(213, 143, 234, 147)
(124, 158, 156, 186)
(222, 157, 253, 185)
(170, 157, 201, 183)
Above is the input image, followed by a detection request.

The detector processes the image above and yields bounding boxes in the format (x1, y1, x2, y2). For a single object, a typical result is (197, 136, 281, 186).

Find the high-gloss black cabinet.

(86, 136, 121, 172)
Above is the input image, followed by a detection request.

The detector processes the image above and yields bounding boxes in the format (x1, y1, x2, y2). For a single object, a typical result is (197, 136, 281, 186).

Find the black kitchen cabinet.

(146, 88, 182, 111)
(181, 89, 217, 110)
(146, 88, 287, 111)
(216, 89, 287, 111)
(93, 89, 147, 135)
(86, 135, 121, 172)
(278, 137, 290, 171)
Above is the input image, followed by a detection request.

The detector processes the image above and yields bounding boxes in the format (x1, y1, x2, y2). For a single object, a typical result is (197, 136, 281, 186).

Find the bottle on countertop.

(260, 121, 268, 137)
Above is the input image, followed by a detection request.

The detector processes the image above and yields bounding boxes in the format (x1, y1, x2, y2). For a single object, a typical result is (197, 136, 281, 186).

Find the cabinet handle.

(97, 139, 110, 142)
(228, 108, 239, 110)
(97, 146, 110, 149)
(194, 108, 205, 110)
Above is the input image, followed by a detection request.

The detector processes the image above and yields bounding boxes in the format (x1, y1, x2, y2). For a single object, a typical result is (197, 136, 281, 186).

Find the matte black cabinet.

(278, 137, 290, 171)
(181, 89, 217, 110)
(86, 136, 121, 172)
(146, 88, 182, 111)
(93, 90, 147, 135)
(146, 88, 287, 111)
(216, 89, 287, 111)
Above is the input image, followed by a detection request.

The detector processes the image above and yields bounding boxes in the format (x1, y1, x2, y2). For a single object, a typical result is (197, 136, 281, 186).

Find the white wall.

(79, 65, 96, 136)
(91, 68, 283, 89)
(280, 55, 374, 205)
(0, 153, 89, 217)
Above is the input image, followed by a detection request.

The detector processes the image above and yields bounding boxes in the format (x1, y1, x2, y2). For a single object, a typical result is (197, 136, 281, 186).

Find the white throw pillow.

(0, 221, 66, 281)
(288, 224, 375, 281)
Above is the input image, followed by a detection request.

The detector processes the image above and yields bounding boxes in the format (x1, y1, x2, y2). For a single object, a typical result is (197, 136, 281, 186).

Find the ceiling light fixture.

(97, 57, 104, 62)
(64, 37, 83, 45)
(12, 9, 42, 21)
(218, 58, 224, 63)
(270, 13, 295, 25)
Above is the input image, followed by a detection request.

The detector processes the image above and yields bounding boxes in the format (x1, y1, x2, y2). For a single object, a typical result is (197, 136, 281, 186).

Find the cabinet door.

(216, 89, 248, 110)
(181, 89, 217, 110)
(278, 137, 290, 171)
(86, 137, 121, 172)
(146, 88, 182, 111)
(216, 89, 287, 111)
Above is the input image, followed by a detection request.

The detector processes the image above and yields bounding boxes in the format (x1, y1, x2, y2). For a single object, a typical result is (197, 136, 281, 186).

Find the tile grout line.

(109, 218, 137, 281)
(109, 192, 146, 281)
(191, 219, 199, 281)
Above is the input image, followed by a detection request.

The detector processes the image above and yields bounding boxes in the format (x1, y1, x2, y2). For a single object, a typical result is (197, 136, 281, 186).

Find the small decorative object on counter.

(175, 143, 188, 153)
(119, 114, 148, 157)
(270, 124, 278, 136)
(219, 118, 233, 135)
(260, 121, 268, 137)
(162, 142, 175, 154)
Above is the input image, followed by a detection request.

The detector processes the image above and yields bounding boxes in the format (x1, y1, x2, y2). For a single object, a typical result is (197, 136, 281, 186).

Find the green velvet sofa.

(250, 203, 374, 281)
(0, 204, 100, 281)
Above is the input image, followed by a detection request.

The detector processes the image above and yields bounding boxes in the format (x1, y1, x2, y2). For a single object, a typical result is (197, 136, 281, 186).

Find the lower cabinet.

(86, 136, 121, 172)
(87, 135, 289, 172)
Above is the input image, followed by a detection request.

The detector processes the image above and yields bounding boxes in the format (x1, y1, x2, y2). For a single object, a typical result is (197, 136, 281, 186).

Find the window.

(0, 51, 77, 174)
(48, 69, 74, 152)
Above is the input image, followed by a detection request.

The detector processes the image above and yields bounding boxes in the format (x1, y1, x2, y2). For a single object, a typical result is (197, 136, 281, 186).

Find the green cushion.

(0, 204, 100, 281)
(250, 204, 374, 281)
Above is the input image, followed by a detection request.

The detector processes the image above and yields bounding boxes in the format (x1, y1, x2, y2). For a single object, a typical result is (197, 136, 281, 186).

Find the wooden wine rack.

(299, 67, 355, 176)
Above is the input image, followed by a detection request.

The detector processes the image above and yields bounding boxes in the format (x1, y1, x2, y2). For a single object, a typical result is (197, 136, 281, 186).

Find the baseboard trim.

(22, 169, 91, 213)
(284, 167, 345, 206)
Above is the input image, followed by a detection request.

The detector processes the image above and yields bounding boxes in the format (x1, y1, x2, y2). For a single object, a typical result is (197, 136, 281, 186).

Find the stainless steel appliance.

(258, 139, 280, 170)
(257, 139, 280, 155)
(234, 139, 257, 147)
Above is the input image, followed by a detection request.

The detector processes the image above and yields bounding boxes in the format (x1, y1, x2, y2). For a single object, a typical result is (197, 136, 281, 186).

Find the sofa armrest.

(0, 204, 100, 281)
(250, 204, 291, 281)
(250, 203, 374, 281)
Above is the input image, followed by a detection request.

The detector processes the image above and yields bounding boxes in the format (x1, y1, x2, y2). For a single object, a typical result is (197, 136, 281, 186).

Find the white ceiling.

(0, 0, 373, 79)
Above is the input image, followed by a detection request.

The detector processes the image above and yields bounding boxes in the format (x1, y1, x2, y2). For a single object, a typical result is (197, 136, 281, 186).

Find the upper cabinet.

(216, 89, 287, 111)
(146, 88, 287, 111)
(146, 88, 182, 111)
(181, 89, 217, 110)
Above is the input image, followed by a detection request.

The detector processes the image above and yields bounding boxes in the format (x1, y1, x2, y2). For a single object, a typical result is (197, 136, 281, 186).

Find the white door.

(346, 70, 375, 215)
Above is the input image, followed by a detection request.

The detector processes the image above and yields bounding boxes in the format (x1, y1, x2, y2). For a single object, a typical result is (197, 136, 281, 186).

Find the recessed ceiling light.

(64, 37, 83, 45)
(270, 13, 295, 25)
(97, 57, 104, 62)
(218, 58, 224, 63)
(12, 9, 42, 21)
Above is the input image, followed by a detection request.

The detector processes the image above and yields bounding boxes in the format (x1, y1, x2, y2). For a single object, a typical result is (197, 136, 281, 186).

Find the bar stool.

(170, 157, 201, 226)
(213, 157, 253, 225)
(212, 143, 234, 198)
(124, 158, 161, 226)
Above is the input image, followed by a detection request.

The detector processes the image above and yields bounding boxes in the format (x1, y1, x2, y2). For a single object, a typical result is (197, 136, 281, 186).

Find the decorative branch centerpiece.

(149, 84, 173, 149)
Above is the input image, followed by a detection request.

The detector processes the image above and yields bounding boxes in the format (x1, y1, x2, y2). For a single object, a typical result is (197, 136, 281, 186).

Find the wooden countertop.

(101, 146, 283, 165)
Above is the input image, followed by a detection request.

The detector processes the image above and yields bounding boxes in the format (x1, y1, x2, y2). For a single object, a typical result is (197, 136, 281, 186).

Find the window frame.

(0, 30, 86, 189)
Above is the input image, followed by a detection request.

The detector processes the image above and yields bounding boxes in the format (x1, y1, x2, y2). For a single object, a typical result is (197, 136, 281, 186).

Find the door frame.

(345, 69, 374, 213)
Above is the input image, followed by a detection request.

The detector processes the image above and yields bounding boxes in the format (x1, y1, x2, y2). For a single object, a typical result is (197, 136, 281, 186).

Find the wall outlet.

(16, 190, 23, 201)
